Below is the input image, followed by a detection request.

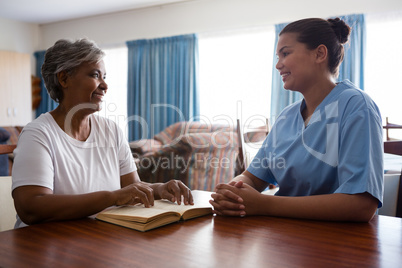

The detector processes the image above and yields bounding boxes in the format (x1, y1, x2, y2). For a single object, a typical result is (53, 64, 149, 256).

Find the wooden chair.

(383, 117, 402, 141)
(237, 118, 269, 174)
(383, 141, 402, 218)
(384, 140, 402, 156)
(0, 144, 17, 231)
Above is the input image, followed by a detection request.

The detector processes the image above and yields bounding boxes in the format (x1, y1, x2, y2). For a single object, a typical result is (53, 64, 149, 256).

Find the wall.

(0, 17, 40, 74)
(2, 0, 402, 59)
(39, 0, 402, 49)
(1, 0, 402, 123)
(0, 18, 40, 123)
(0, 51, 32, 126)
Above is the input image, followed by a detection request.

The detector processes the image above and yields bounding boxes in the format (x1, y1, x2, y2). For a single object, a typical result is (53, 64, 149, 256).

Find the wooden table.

(0, 214, 401, 268)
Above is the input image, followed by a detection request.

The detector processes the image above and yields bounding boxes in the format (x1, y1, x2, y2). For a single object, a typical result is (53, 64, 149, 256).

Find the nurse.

(210, 17, 383, 222)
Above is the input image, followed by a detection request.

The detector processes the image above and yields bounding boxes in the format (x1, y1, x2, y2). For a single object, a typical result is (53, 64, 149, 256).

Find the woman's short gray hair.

(41, 38, 105, 103)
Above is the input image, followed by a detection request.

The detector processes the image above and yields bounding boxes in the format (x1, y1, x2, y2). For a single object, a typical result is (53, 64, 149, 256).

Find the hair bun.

(328, 18, 351, 44)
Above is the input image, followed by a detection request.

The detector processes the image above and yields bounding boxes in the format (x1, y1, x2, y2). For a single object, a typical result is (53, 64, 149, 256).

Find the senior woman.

(12, 38, 193, 228)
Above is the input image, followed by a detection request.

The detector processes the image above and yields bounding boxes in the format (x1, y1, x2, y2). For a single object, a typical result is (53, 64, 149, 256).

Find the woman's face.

(63, 60, 107, 112)
(275, 33, 318, 92)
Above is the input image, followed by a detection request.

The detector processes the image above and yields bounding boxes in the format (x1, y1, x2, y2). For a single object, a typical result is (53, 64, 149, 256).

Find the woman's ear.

(315, 44, 328, 63)
(57, 71, 69, 88)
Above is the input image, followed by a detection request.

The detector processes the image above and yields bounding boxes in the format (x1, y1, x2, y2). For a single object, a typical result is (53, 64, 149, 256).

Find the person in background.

(210, 17, 383, 222)
(12, 38, 193, 228)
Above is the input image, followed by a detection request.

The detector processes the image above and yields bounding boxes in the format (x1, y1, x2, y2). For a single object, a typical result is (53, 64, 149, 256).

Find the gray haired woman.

(12, 38, 193, 228)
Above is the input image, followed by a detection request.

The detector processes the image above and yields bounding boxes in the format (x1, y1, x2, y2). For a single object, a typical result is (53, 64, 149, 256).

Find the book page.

(98, 204, 179, 223)
(167, 190, 214, 220)
(152, 199, 211, 216)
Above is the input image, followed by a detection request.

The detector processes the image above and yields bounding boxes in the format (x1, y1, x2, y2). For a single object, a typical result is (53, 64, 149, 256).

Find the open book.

(96, 190, 213, 232)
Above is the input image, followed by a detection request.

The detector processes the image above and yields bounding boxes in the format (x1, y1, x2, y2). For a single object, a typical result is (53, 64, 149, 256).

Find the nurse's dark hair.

(41, 38, 105, 103)
(280, 17, 351, 77)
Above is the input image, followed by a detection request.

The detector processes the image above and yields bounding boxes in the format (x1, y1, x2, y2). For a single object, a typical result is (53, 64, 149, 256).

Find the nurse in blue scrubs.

(210, 17, 383, 222)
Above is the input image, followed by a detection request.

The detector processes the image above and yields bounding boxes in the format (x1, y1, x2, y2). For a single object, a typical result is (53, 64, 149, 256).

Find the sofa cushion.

(154, 121, 234, 145)
(0, 126, 23, 176)
(129, 139, 163, 156)
(180, 131, 238, 190)
(136, 131, 238, 191)
(2, 126, 23, 145)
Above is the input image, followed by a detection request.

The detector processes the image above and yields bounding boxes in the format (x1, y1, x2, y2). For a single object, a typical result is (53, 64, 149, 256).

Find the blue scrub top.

(248, 80, 384, 207)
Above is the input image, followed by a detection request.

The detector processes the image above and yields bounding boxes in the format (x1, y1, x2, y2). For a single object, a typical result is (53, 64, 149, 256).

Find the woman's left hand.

(156, 180, 194, 205)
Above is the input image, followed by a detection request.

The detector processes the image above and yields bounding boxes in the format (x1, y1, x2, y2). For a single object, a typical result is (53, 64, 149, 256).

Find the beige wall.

(1, 0, 402, 71)
(37, 0, 402, 49)
(0, 17, 40, 74)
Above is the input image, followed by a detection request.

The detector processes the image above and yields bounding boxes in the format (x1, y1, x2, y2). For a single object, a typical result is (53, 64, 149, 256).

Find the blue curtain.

(270, 14, 366, 123)
(337, 14, 366, 89)
(34, 51, 58, 117)
(126, 34, 199, 141)
(270, 23, 302, 123)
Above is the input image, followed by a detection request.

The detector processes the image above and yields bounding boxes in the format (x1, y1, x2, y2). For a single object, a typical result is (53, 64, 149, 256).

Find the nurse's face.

(275, 33, 317, 93)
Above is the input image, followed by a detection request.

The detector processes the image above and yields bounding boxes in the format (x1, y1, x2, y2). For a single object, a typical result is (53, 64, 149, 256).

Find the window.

(365, 11, 402, 139)
(98, 46, 128, 138)
(198, 27, 275, 128)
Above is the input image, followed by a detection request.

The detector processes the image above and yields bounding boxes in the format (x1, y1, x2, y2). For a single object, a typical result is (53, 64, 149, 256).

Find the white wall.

(0, 17, 40, 74)
(39, 0, 402, 49)
(2, 0, 402, 69)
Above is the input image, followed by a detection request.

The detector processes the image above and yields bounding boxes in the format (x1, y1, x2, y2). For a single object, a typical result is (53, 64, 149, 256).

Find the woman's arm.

(13, 171, 156, 225)
(262, 191, 377, 222)
(210, 171, 378, 222)
(12, 180, 154, 225)
(14, 171, 194, 225)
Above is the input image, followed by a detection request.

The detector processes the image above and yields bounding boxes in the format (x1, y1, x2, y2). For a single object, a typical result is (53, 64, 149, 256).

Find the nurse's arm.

(215, 182, 378, 222)
(259, 191, 378, 222)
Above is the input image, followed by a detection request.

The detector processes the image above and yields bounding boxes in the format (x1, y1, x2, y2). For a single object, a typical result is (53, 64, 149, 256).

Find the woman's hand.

(210, 180, 262, 217)
(154, 180, 194, 205)
(118, 172, 193, 207)
(113, 182, 155, 207)
(210, 181, 245, 216)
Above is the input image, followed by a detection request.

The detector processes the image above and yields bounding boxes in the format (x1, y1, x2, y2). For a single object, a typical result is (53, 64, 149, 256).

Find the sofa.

(130, 121, 241, 191)
(0, 126, 23, 176)
(0, 127, 11, 176)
